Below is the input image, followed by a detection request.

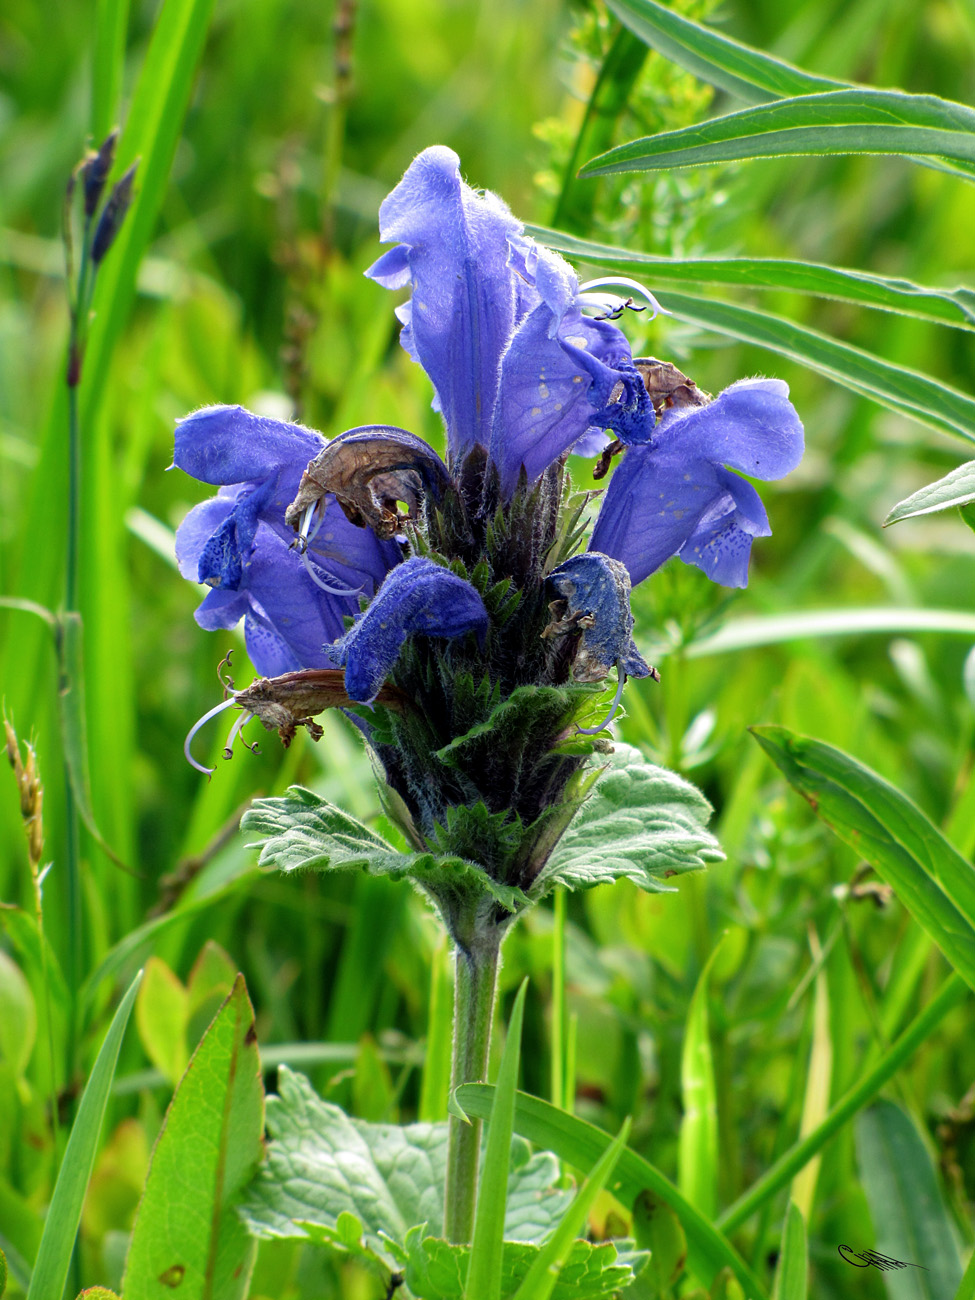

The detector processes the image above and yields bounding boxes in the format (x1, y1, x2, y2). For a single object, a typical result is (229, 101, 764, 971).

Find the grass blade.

(885, 460, 975, 525)
(856, 1100, 963, 1299)
(719, 973, 968, 1234)
(580, 89, 975, 177)
(26, 969, 141, 1300)
(751, 726, 975, 991)
(91, 0, 130, 139)
(123, 975, 265, 1299)
(789, 937, 831, 1221)
(455, 1083, 767, 1298)
(678, 940, 721, 1219)
(509, 1117, 632, 1300)
(651, 290, 975, 447)
(529, 226, 975, 330)
(773, 1203, 807, 1300)
(604, 0, 841, 104)
(465, 980, 528, 1300)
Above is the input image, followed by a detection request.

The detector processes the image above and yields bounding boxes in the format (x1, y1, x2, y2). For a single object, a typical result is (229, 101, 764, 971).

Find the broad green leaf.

(580, 89, 975, 177)
(632, 1190, 687, 1294)
(0, 1176, 42, 1294)
(751, 727, 975, 991)
(773, 1204, 807, 1300)
(0, 948, 36, 1077)
(239, 1069, 572, 1254)
(678, 943, 721, 1220)
(604, 0, 841, 104)
(123, 975, 264, 1300)
(530, 226, 975, 330)
(885, 461, 975, 524)
(510, 1118, 632, 1300)
(76, 1289, 121, 1299)
(26, 971, 141, 1300)
(454, 1085, 766, 1298)
(242, 787, 527, 912)
(719, 973, 968, 1234)
(856, 1100, 963, 1300)
(398, 1229, 637, 1300)
(650, 607, 975, 661)
(467, 980, 528, 1300)
(135, 956, 189, 1086)
(650, 291, 975, 447)
(537, 743, 723, 894)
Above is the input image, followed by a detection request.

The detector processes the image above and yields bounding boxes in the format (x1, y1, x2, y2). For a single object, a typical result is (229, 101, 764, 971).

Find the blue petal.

(548, 553, 651, 682)
(175, 495, 234, 581)
(326, 556, 488, 703)
(677, 470, 770, 588)
(364, 146, 523, 460)
(194, 586, 248, 631)
(174, 405, 324, 486)
(244, 611, 302, 678)
(489, 247, 655, 493)
(196, 480, 272, 589)
(656, 378, 804, 480)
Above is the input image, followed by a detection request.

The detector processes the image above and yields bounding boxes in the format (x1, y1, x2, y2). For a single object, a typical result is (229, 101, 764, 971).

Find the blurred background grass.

(1, 0, 974, 1295)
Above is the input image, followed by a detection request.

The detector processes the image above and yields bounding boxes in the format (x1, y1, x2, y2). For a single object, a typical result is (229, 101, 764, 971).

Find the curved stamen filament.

(184, 696, 239, 776)
(299, 545, 365, 597)
(223, 709, 255, 760)
(576, 665, 627, 736)
(578, 276, 668, 319)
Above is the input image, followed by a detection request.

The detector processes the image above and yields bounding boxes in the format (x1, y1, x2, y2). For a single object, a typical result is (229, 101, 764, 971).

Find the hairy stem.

(444, 930, 501, 1244)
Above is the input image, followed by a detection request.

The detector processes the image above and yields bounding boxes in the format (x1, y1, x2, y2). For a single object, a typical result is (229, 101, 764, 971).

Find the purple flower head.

(174, 405, 400, 676)
(589, 379, 804, 589)
(365, 146, 662, 492)
(324, 556, 489, 704)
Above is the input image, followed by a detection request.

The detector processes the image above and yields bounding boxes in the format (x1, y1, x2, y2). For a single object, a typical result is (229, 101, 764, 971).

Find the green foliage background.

(0, 0, 973, 1295)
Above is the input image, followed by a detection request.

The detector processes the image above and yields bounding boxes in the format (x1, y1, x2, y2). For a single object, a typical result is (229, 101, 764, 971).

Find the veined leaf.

(530, 226, 975, 330)
(26, 972, 141, 1300)
(652, 290, 975, 446)
(751, 727, 975, 991)
(454, 1084, 767, 1298)
(604, 0, 841, 104)
(580, 89, 975, 177)
(123, 975, 264, 1300)
(885, 460, 975, 524)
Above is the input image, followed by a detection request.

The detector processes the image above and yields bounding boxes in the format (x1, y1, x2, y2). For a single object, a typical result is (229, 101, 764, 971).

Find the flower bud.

(81, 128, 119, 218)
(91, 160, 138, 263)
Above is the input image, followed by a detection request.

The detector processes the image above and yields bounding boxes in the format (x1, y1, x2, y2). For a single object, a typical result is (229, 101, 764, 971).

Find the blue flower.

(174, 405, 400, 676)
(325, 557, 489, 703)
(365, 146, 660, 492)
(589, 379, 804, 589)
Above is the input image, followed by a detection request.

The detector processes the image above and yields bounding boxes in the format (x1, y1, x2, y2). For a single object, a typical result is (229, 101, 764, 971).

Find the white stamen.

(576, 665, 628, 736)
(578, 276, 669, 318)
(184, 696, 239, 776)
(300, 545, 365, 597)
(224, 709, 253, 757)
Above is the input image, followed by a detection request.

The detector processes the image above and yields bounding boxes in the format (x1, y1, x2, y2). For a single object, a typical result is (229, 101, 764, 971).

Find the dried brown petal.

(235, 668, 407, 747)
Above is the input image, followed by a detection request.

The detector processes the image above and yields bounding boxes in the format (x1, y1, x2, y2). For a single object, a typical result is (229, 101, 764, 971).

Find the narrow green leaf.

(856, 1100, 963, 1300)
(719, 974, 968, 1234)
(530, 225, 975, 330)
(955, 1246, 975, 1300)
(419, 937, 453, 1123)
(454, 1085, 767, 1298)
(26, 970, 141, 1300)
(123, 975, 265, 1300)
(466, 980, 528, 1300)
(91, 0, 130, 138)
(679, 942, 721, 1219)
(751, 726, 975, 991)
(633, 1191, 687, 1294)
(604, 0, 841, 104)
(885, 461, 975, 524)
(650, 290, 975, 446)
(581, 89, 975, 177)
(0, 1245, 6, 1297)
(773, 1203, 807, 1300)
(510, 1118, 632, 1300)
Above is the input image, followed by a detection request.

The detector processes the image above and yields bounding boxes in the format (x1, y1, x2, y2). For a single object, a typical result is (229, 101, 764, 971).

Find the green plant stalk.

(718, 971, 968, 1234)
(551, 887, 566, 1112)
(444, 930, 501, 1244)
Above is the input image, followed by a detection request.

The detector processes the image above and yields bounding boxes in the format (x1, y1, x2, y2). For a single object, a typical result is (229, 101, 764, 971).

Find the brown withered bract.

(234, 669, 407, 747)
(285, 431, 450, 540)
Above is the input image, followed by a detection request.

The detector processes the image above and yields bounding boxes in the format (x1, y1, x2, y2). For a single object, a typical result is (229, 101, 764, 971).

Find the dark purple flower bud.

(91, 160, 138, 263)
(546, 553, 653, 682)
(81, 129, 118, 218)
(325, 556, 489, 703)
(590, 378, 804, 588)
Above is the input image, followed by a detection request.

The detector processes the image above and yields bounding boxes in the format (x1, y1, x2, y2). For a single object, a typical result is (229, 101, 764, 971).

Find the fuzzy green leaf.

(537, 744, 723, 895)
(885, 460, 975, 524)
(239, 1069, 571, 1258)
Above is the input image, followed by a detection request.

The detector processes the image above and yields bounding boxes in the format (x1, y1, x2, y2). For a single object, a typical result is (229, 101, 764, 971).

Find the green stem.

(550, 888, 566, 1112)
(444, 930, 501, 1244)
